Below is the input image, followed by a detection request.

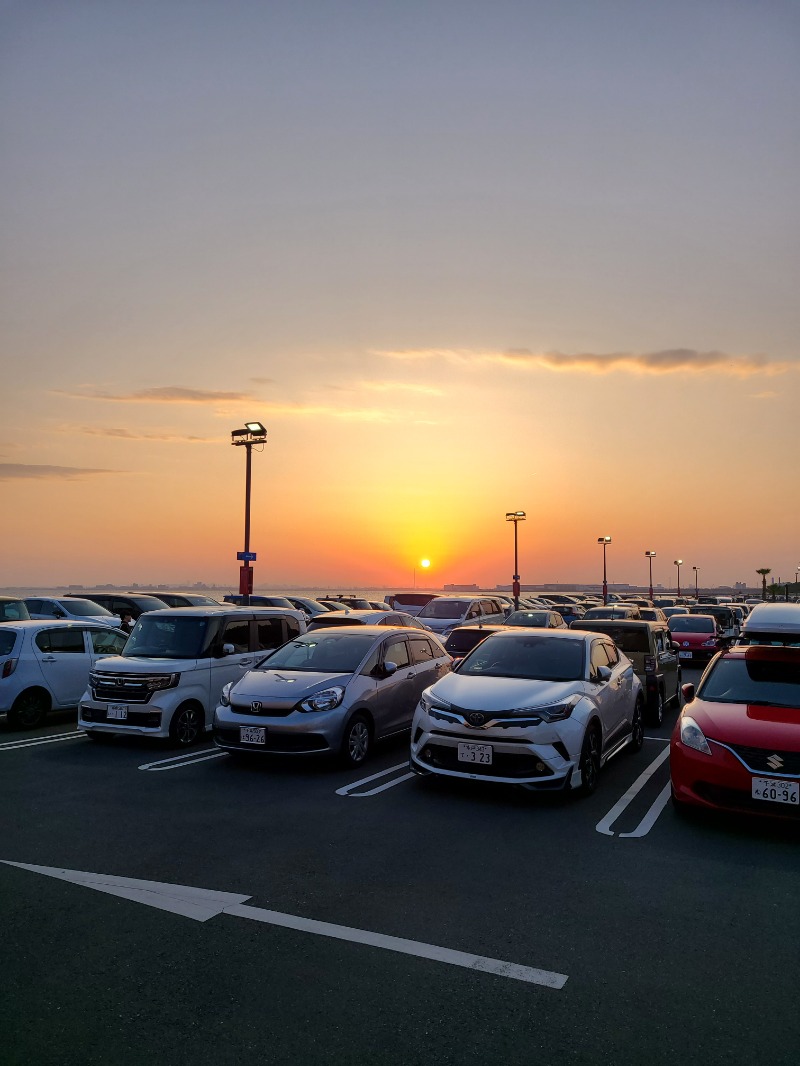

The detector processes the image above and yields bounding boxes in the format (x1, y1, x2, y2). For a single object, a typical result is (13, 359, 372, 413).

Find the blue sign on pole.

(237, 551, 257, 561)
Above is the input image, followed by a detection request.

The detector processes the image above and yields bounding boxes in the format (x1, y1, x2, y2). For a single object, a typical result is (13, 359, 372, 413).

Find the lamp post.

(506, 512, 526, 610)
(692, 566, 700, 599)
(597, 536, 611, 604)
(231, 421, 267, 606)
(674, 559, 683, 598)
(645, 550, 656, 601)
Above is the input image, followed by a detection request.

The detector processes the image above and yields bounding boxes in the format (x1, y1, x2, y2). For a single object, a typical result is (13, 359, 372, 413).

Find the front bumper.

(212, 704, 344, 755)
(79, 702, 164, 735)
(670, 737, 800, 819)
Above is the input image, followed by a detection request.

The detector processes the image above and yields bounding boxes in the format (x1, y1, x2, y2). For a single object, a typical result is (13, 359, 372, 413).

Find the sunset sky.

(2, 1, 798, 591)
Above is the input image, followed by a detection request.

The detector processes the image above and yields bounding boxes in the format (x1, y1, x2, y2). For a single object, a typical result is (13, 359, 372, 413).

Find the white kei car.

(410, 628, 644, 794)
(0, 621, 129, 729)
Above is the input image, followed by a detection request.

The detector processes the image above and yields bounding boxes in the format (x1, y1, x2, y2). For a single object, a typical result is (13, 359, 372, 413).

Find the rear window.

(669, 616, 715, 633)
(444, 629, 491, 656)
(0, 630, 18, 655)
(584, 626, 650, 654)
(418, 600, 468, 620)
(0, 600, 29, 621)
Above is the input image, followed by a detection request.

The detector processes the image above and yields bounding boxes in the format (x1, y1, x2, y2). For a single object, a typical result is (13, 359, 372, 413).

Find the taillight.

(2, 658, 18, 678)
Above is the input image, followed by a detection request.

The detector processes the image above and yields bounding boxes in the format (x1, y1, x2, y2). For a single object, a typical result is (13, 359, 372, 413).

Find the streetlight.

(674, 559, 683, 598)
(506, 512, 526, 610)
(692, 566, 700, 599)
(598, 536, 611, 605)
(645, 551, 656, 601)
(231, 421, 267, 606)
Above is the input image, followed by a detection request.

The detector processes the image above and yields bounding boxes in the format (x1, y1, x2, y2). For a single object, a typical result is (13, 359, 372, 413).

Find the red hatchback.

(670, 645, 800, 819)
(667, 613, 723, 664)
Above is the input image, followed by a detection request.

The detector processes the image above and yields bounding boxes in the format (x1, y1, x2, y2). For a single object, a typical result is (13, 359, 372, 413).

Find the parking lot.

(2, 664, 799, 1066)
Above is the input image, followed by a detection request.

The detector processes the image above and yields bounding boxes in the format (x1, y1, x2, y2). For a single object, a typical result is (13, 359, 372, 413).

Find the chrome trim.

(708, 738, 800, 779)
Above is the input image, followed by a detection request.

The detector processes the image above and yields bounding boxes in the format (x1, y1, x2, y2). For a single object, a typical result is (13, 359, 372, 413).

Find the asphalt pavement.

(2, 666, 799, 1065)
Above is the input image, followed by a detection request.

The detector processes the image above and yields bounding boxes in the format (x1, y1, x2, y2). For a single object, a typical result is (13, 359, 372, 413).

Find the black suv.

(67, 593, 169, 620)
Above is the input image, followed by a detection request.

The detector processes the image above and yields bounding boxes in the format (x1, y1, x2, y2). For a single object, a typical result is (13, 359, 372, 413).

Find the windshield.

(670, 616, 714, 633)
(418, 600, 468, 620)
(459, 634, 585, 681)
(583, 626, 650, 653)
(445, 630, 492, 655)
(699, 656, 800, 708)
(60, 599, 113, 616)
(504, 611, 550, 627)
(123, 616, 210, 659)
(258, 633, 376, 673)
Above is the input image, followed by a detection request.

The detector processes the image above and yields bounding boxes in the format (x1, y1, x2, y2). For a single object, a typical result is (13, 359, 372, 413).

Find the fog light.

(423, 748, 432, 760)
(536, 761, 546, 772)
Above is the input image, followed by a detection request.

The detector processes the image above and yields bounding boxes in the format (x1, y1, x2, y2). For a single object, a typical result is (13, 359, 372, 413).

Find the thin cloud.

(360, 381, 443, 395)
(0, 463, 121, 481)
(249, 377, 275, 385)
(373, 347, 790, 377)
(752, 390, 779, 399)
(72, 426, 221, 443)
(54, 386, 258, 404)
(260, 401, 390, 422)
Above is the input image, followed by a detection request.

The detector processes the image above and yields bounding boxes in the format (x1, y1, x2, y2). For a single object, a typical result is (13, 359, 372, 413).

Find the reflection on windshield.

(460, 635, 585, 681)
(670, 616, 715, 632)
(60, 599, 113, 616)
(699, 657, 800, 708)
(258, 634, 376, 673)
(418, 600, 468, 620)
(123, 617, 210, 659)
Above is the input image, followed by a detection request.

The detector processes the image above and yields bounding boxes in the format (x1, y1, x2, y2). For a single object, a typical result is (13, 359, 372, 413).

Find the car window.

(258, 634, 376, 673)
(222, 619, 250, 653)
(604, 642, 620, 665)
(26, 599, 43, 613)
(256, 618, 286, 651)
(383, 639, 410, 669)
(590, 641, 611, 674)
(1, 600, 28, 621)
(410, 638, 435, 664)
(0, 630, 18, 655)
(90, 628, 128, 655)
(36, 628, 86, 654)
(283, 618, 302, 642)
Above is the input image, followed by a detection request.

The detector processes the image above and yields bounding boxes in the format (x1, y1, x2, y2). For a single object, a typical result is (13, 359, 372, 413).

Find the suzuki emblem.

(766, 754, 784, 771)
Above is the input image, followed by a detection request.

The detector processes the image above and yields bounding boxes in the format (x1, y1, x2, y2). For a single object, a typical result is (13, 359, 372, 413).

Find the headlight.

(533, 696, 580, 722)
(299, 686, 344, 712)
(421, 690, 451, 713)
(219, 682, 233, 707)
(146, 673, 180, 691)
(679, 715, 712, 755)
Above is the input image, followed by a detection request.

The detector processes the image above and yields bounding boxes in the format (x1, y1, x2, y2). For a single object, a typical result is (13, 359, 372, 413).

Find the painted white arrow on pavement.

(1, 861, 568, 989)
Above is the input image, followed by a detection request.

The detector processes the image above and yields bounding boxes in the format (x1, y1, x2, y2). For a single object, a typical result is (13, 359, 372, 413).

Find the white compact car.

(410, 628, 644, 794)
(79, 607, 305, 746)
(0, 621, 129, 728)
(24, 596, 121, 627)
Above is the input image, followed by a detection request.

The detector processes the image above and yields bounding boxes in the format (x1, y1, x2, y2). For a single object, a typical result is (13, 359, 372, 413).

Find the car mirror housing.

(681, 682, 695, 703)
(221, 643, 236, 657)
(377, 660, 398, 678)
(595, 665, 613, 683)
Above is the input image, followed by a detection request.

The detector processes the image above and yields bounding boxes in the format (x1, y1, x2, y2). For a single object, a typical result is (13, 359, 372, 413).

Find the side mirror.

(53, 609, 66, 619)
(595, 665, 612, 684)
(451, 657, 463, 669)
(377, 660, 398, 678)
(681, 683, 695, 703)
(671, 642, 681, 652)
(222, 643, 236, 656)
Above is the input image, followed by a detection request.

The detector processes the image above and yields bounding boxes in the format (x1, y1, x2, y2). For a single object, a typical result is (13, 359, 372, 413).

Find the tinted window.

(410, 638, 435, 664)
(669, 616, 715, 633)
(36, 629, 86, 654)
(221, 619, 250, 653)
(444, 629, 492, 656)
(25, 599, 43, 613)
(504, 611, 550, 627)
(256, 618, 286, 651)
(90, 629, 128, 655)
(61, 598, 114, 617)
(0, 631, 18, 655)
(384, 640, 410, 669)
(460, 635, 585, 681)
(123, 616, 211, 659)
(418, 600, 469, 620)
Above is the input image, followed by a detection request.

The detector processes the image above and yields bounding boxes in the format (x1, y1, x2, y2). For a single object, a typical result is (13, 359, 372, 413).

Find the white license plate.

(678, 651, 693, 659)
(240, 725, 266, 746)
(107, 704, 128, 720)
(751, 777, 799, 805)
(458, 742, 492, 765)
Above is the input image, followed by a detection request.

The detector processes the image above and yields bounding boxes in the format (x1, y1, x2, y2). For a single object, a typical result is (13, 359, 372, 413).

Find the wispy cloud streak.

(0, 463, 121, 481)
(53, 386, 258, 404)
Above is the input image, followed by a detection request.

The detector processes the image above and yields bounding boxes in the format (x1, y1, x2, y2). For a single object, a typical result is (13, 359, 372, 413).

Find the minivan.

(415, 596, 509, 639)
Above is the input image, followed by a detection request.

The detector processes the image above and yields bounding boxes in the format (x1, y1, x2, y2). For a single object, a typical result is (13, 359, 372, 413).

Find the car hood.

(93, 656, 199, 673)
(429, 672, 584, 710)
(691, 700, 800, 750)
(232, 670, 353, 700)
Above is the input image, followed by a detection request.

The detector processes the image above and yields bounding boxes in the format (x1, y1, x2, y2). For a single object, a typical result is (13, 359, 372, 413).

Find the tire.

(629, 698, 644, 753)
(340, 714, 371, 768)
(8, 689, 50, 729)
(646, 686, 665, 727)
(168, 704, 204, 747)
(577, 724, 601, 796)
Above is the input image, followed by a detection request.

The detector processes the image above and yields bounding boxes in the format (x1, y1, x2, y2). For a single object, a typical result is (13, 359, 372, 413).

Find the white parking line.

(335, 762, 410, 797)
(595, 746, 671, 837)
(0, 731, 88, 752)
(138, 749, 229, 772)
(619, 781, 673, 838)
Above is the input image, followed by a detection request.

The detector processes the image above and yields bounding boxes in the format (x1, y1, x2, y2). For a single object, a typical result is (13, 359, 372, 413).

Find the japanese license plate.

(458, 742, 492, 765)
(107, 704, 128, 720)
(751, 777, 799, 805)
(240, 725, 266, 745)
(678, 651, 693, 659)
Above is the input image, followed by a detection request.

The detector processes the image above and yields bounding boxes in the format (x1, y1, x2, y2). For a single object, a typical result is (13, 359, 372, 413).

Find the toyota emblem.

(467, 712, 486, 726)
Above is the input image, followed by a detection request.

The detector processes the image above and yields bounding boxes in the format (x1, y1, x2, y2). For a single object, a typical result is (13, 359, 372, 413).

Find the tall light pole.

(598, 536, 611, 604)
(692, 566, 700, 599)
(645, 550, 656, 601)
(231, 421, 267, 606)
(674, 559, 683, 598)
(506, 512, 526, 610)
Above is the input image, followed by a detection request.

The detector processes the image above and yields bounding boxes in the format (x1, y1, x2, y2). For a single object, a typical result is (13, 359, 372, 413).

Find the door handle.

(239, 658, 253, 666)
(41, 655, 56, 662)
(406, 672, 415, 679)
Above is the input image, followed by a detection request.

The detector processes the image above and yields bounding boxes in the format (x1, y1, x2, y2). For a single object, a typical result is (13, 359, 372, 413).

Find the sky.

(1, 0, 798, 591)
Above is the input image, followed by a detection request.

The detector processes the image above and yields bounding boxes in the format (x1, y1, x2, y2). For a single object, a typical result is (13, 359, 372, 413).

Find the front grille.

(89, 672, 166, 704)
(231, 702, 295, 718)
(214, 727, 328, 752)
(423, 743, 553, 778)
(695, 782, 800, 818)
(724, 743, 800, 776)
(82, 707, 162, 728)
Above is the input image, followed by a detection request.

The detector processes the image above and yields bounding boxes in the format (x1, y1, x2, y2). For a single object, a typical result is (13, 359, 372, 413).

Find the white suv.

(0, 621, 129, 729)
(79, 607, 305, 746)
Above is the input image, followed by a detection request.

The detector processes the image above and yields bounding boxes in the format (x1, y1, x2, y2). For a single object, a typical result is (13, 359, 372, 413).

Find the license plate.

(107, 704, 128, 720)
(458, 742, 492, 765)
(751, 777, 799, 805)
(678, 651, 693, 659)
(240, 725, 266, 745)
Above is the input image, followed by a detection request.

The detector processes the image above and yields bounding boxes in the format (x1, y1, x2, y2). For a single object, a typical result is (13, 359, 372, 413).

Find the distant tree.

(756, 568, 772, 601)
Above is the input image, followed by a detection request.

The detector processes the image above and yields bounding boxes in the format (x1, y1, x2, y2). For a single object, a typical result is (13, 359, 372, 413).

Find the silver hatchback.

(213, 626, 451, 767)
